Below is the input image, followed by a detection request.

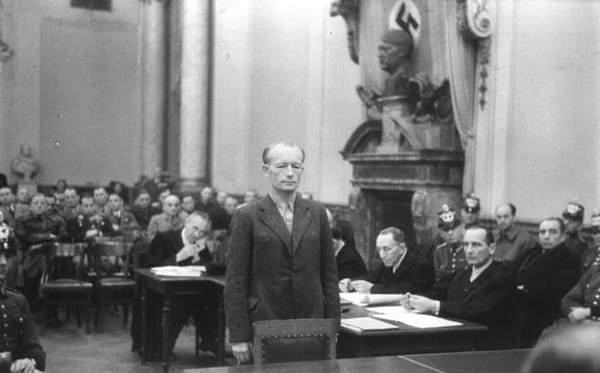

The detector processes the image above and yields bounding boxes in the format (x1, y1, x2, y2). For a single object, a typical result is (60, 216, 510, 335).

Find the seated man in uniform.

(105, 193, 139, 236)
(460, 193, 481, 229)
(433, 205, 468, 297)
(340, 227, 433, 294)
(562, 200, 588, 260)
(59, 187, 82, 222)
(581, 210, 600, 274)
(405, 226, 516, 349)
(144, 212, 218, 356)
(14, 194, 68, 310)
(0, 240, 45, 373)
(561, 210, 600, 323)
(65, 195, 116, 243)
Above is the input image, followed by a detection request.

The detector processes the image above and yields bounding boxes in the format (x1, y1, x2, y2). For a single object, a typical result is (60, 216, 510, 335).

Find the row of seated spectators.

(333, 193, 600, 350)
(0, 179, 262, 311)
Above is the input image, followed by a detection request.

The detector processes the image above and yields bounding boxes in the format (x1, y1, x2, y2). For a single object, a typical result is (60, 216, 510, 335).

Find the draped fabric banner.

(440, 0, 478, 192)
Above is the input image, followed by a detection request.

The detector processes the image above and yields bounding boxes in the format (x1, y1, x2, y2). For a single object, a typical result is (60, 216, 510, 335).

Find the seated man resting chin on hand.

(339, 227, 433, 295)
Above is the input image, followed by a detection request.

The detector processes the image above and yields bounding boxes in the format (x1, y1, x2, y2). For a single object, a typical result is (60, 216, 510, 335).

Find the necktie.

(284, 203, 293, 234)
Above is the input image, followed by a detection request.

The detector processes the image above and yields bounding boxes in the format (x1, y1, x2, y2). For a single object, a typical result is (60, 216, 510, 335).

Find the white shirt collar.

(392, 249, 408, 274)
(470, 259, 494, 282)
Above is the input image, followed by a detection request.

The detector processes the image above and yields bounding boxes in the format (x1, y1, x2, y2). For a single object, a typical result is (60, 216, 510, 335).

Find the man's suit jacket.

(224, 195, 340, 344)
(367, 249, 434, 294)
(514, 242, 580, 346)
(336, 242, 367, 280)
(146, 229, 211, 267)
(439, 261, 516, 349)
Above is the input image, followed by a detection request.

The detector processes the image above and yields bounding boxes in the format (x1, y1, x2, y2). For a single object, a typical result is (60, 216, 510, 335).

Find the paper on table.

(366, 306, 410, 314)
(150, 265, 207, 277)
(341, 317, 398, 331)
(339, 293, 405, 306)
(372, 312, 462, 328)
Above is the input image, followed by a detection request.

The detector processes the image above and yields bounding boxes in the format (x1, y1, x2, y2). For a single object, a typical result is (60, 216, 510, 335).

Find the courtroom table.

(135, 268, 226, 373)
(181, 349, 530, 373)
(338, 304, 488, 357)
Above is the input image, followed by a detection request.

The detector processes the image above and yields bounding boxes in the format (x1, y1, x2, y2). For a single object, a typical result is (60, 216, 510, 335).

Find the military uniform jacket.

(367, 249, 434, 294)
(15, 213, 67, 247)
(562, 250, 600, 319)
(336, 242, 367, 280)
(433, 242, 468, 279)
(564, 233, 588, 261)
(224, 196, 340, 343)
(0, 287, 45, 371)
(106, 209, 140, 233)
(66, 214, 116, 243)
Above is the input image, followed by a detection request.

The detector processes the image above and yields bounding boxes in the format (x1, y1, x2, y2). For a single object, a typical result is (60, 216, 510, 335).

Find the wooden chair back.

(252, 318, 337, 365)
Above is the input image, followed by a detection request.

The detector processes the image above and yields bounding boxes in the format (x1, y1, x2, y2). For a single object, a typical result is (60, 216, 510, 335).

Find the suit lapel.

(258, 196, 292, 254)
(292, 197, 311, 254)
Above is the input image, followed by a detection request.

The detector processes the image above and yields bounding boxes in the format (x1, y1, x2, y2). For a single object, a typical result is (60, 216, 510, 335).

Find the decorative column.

(141, 0, 167, 177)
(178, 0, 211, 191)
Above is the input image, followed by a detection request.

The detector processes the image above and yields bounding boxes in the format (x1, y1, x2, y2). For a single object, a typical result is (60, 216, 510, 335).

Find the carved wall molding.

(457, 0, 495, 110)
(330, 0, 359, 64)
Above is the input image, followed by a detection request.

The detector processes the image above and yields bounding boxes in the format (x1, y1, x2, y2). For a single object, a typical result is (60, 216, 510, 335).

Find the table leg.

(140, 280, 147, 364)
(216, 288, 225, 364)
(162, 296, 172, 373)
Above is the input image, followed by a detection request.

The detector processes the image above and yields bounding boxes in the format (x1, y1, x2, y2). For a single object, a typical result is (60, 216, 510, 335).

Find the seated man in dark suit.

(340, 227, 433, 294)
(405, 226, 516, 349)
(513, 217, 580, 347)
(326, 209, 366, 280)
(332, 226, 367, 280)
(144, 212, 217, 356)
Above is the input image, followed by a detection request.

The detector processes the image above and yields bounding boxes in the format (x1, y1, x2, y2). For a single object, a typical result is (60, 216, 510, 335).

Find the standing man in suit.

(225, 141, 340, 364)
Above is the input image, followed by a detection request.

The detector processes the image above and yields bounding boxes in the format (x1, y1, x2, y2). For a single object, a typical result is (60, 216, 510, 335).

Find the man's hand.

(350, 280, 373, 294)
(569, 307, 591, 322)
(231, 342, 252, 364)
(85, 229, 99, 238)
(10, 358, 36, 373)
(176, 244, 199, 263)
(338, 278, 352, 292)
(407, 294, 437, 314)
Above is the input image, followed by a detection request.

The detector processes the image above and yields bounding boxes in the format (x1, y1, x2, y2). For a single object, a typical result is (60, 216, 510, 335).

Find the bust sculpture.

(11, 144, 39, 183)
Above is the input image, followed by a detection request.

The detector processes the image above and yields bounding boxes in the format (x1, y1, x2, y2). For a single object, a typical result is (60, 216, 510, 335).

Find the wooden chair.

(40, 242, 93, 334)
(252, 318, 337, 365)
(88, 237, 135, 331)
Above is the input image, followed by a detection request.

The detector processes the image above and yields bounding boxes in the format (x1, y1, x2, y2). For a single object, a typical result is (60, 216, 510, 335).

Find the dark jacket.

(514, 242, 580, 346)
(224, 195, 340, 343)
(439, 261, 516, 349)
(367, 249, 434, 294)
(146, 229, 212, 267)
(0, 286, 45, 371)
(336, 242, 367, 280)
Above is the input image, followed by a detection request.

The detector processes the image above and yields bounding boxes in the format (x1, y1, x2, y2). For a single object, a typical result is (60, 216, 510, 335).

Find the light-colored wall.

(475, 0, 600, 222)
(0, 0, 141, 186)
(212, 0, 361, 204)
